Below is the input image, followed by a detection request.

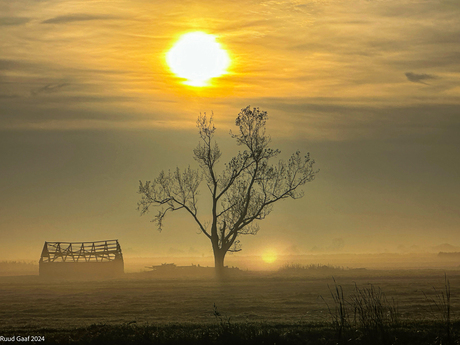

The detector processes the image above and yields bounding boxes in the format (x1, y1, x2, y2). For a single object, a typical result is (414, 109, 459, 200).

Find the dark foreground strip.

(1, 321, 459, 345)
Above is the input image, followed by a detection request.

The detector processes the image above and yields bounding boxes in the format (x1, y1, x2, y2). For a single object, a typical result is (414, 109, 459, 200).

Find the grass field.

(1, 268, 460, 343)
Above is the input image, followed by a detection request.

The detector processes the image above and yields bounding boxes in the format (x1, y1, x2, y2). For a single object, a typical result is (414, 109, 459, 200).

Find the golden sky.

(1, 0, 459, 263)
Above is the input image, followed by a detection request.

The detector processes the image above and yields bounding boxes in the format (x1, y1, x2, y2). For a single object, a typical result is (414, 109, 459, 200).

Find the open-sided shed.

(39, 240, 124, 278)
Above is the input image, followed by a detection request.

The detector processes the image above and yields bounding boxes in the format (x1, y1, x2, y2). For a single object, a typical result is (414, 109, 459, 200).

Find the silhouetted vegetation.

(138, 106, 317, 277)
(4, 320, 460, 344)
(322, 279, 399, 344)
(317, 276, 459, 345)
(423, 274, 453, 344)
(278, 263, 345, 273)
(0, 260, 37, 276)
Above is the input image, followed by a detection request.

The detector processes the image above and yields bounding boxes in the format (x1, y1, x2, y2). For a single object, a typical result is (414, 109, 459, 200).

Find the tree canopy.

(138, 106, 317, 276)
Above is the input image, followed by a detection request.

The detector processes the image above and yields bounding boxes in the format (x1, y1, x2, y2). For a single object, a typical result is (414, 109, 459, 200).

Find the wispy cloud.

(405, 72, 438, 84)
(0, 59, 38, 71)
(244, 97, 460, 142)
(0, 94, 19, 99)
(0, 17, 29, 26)
(42, 14, 118, 24)
(31, 83, 69, 96)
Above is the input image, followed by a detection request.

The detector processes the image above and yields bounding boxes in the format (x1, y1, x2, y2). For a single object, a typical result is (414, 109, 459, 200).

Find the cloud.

(0, 17, 30, 26)
(405, 72, 438, 84)
(30, 83, 69, 96)
(0, 94, 20, 99)
(232, 97, 460, 143)
(0, 59, 35, 71)
(42, 14, 117, 24)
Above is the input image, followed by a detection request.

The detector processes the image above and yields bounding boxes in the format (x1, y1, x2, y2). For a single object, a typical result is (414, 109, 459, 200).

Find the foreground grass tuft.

(322, 277, 458, 345)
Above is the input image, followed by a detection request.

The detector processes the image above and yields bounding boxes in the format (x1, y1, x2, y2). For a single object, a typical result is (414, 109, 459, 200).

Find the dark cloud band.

(405, 72, 437, 84)
(42, 14, 118, 24)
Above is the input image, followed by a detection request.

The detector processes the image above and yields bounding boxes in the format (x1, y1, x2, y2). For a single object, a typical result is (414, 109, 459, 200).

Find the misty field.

(1, 269, 460, 344)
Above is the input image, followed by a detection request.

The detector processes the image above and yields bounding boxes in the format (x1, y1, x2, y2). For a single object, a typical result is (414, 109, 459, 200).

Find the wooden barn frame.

(39, 240, 124, 278)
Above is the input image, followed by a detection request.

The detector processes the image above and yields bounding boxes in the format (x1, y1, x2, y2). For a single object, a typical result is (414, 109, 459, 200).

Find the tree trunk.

(213, 247, 226, 279)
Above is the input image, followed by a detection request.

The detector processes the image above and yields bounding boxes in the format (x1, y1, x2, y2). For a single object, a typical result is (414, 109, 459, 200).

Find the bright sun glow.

(262, 250, 278, 264)
(166, 32, 230, 87)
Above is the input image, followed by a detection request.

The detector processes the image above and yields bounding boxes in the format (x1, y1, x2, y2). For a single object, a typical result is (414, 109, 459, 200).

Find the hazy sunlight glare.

(166, 32, 230, 87)
(262, 250, 278, 264)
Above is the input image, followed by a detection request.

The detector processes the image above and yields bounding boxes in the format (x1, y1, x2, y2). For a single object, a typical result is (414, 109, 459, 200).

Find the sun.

(166, 32, 230, 87)
(262, 250, 278, 264)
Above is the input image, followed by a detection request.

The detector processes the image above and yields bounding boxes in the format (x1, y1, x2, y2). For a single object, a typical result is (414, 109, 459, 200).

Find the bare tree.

(138, 106, 317, 277)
